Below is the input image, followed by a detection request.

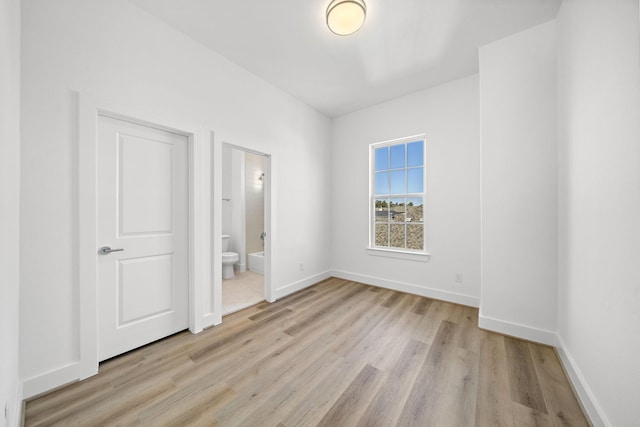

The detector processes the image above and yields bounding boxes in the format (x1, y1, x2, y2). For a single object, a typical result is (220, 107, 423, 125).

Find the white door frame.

(77, 93, 214, 380)
(216, 142, 273, 309)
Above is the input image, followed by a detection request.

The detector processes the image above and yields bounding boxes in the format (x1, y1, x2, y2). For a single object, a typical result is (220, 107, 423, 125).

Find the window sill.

(366, 247, 431, 262)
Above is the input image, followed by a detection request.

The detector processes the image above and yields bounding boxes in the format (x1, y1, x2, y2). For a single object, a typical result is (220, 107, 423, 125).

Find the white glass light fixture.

(326, 0, 367, 36)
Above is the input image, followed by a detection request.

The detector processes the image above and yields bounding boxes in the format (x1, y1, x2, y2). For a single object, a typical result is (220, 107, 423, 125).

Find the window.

(369, 135, 427, 259)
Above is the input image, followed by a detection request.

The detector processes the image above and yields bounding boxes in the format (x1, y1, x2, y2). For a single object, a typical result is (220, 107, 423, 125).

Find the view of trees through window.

(372, 138, 425, 251)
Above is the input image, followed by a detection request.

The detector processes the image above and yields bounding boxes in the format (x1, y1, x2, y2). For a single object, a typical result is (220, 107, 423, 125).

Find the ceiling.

(129, 0, 562, 117)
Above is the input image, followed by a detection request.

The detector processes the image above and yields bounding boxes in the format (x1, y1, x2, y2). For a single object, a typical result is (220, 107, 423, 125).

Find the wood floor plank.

(233, 351, 343, 427)
(513, 401, 554, 427)
(428, 346, 479, 426)
(397, 320, 459, 425)
(425, 298, 459, 320)
(253, 287, 316, 312)
(356, 339, 429, 427)
(381, 291, 404, 308)
(226, 331, 336, 391)
(254, 357, 367, 427)
(398, 319, 481, 426)
(411, 295, 434, 315)
(275, 328, 382, 427)
(530, 345, 590, 426)
(283, 283, 367, 336)
(212, 327, 343, 424)
(49, 378, 175, 426)
(364, 295, 424, 371)
(315, 364, 383, 427)
(452, 306, 481, 352)
(24, 278, 589, 427)
(318, 284, 384, 334)
(109, 352, 193, 389)
(188, 308, 294, 362)
(336, 293, 412, 361)
(475, 331, 517, 426)
(504, 336, 549, 414)
(24, 374, 114, 427)
(410, 313, 443, 345)
(172, 330, 292, 390)
(280, 359, 371, 427)
(141, 382, 234, 427)
(327, 301, 389, 357)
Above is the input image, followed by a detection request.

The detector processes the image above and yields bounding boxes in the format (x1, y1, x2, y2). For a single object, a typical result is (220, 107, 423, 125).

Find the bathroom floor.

(222, 270, 264, 316)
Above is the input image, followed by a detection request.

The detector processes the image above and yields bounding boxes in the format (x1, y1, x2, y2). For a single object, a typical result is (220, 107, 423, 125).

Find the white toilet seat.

(222, 252, 239, 261)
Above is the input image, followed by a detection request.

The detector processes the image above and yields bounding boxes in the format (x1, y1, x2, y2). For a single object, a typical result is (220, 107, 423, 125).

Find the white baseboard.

(274, 270, 332, 300)
(331, 270, 480, 307)
(21, 360, 93, 400)
(202, 312, 221, 329)
(478, 313, 557, 346)
(555, 334, 609, 427)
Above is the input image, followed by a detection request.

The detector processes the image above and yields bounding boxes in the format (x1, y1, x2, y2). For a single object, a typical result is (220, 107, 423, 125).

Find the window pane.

(370, 138, 426, 253)
(389, 170, 405, 194)
(390, 144, 405, 169)
(390, 224, 405, 248)
(407, 141, 423, 167)
(375, 147, 388, 171)
(389, 198, 405, 222)
(407, 167, 423, 193)
(374, 199, 389, 222)
(375, 172, 389, 195)
(407, 224, 423, 250)
(375, 223, 388, 246)
(406, 197, 423, 223)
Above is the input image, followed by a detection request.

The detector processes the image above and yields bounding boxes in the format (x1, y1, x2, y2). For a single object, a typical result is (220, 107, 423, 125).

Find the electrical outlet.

(455, 273, 463, 283)
(299, 263, 304, 272)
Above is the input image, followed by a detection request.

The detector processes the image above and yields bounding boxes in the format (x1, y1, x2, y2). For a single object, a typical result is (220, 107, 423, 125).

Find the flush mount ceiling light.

(326, 0, 367, 36)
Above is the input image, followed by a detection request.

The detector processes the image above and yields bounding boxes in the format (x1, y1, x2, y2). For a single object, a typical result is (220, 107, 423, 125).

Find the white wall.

(231, 149, 246, 270)
(556, 1, 640, 425)
(221, 146, 233, 236)
(0, 0, 22, 424)
(20, 0, 332, 397)
(478, 21, 558, 344)
(331, 75, 481, 305)
(245, 152, 265, 263)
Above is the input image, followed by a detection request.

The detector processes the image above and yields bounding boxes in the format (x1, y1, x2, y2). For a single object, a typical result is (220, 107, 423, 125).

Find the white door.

(97, 115, 189, 361)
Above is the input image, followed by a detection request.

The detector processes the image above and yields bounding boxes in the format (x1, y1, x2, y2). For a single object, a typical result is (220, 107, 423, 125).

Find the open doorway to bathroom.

(221, 144, 270, 316)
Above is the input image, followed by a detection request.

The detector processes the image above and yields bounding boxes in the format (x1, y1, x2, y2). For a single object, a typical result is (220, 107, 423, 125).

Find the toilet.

(221, 234, 240, 279)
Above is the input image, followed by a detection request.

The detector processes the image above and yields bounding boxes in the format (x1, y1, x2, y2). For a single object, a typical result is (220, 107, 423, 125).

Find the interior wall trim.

(556, 334, 609, 427)
(477, 313, 556, 346)
(274, 271, 332, 300)
(331, 270, 480, 307)
(22, 361, 81, 400)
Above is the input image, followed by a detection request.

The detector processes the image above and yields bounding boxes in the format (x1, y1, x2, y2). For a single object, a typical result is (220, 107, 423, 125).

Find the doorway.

(74, 93, 211, 390)
(220, 144, 270, 315)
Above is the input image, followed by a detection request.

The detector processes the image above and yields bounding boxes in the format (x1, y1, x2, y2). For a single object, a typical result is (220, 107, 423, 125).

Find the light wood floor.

(24, 278, 589, 426)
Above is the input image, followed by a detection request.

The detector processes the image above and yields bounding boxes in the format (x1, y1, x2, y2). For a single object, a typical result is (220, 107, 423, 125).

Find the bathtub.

(248, 251, 264, 274)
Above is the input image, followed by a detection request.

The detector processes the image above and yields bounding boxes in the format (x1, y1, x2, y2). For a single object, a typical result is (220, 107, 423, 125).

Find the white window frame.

(367, 134, 430, 262)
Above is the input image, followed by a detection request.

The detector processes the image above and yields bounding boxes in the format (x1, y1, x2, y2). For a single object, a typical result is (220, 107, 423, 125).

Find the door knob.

(99, 246, 124, 255)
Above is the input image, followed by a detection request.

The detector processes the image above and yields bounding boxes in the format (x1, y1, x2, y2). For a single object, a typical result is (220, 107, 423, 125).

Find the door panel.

(98, 115, 188, 362)
(118, 254, 174, 325)
(119, 133, 173, 235)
